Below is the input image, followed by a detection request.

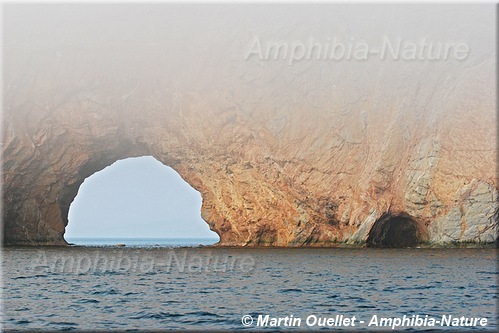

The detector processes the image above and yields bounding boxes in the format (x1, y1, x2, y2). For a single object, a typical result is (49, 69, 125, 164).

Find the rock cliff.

(3, 4, 497, 246)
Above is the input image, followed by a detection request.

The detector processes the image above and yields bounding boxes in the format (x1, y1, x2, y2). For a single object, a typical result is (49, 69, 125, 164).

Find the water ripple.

(2, 247, 497, 331)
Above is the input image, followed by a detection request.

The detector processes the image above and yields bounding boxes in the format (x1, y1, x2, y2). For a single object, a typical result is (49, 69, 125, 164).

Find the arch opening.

(366, 213, 421, 248)
(64, 156, 219, 246)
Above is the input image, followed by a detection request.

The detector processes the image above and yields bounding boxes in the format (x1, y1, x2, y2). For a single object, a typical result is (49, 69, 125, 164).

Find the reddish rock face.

(3, 5, 497, 246)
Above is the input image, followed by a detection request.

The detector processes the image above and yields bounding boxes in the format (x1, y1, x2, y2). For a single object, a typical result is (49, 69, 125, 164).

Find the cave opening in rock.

(366, 213, 421, 248)
(65, 156, 219, 246)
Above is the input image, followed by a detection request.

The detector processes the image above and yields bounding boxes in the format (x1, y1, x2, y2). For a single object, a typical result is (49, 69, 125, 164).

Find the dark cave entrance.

(366, 213, 421, 248)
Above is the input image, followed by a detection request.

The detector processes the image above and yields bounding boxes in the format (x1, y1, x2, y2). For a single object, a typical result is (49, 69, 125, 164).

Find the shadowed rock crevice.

(367, 213, 422, 248)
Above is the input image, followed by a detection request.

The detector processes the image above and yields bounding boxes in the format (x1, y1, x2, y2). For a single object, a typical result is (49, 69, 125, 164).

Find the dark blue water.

(2, 245, 497, 331)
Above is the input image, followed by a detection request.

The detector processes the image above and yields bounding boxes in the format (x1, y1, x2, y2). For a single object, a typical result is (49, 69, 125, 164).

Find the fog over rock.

(3, 4, 497, 246)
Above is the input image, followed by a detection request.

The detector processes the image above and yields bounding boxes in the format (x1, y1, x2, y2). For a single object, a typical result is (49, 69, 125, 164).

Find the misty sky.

(64, 156, 219, 240)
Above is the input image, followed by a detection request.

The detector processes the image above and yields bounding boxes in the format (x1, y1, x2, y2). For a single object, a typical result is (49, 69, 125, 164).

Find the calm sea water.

(64, 237, 220, 247)
(2, 241, 497, 331)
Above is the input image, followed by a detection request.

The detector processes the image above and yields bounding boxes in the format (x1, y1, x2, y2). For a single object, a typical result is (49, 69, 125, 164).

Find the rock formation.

(3, 4, 497, 246)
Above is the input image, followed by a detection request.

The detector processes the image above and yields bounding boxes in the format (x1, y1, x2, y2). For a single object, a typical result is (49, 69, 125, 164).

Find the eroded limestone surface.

(3, 5, 497, 246)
